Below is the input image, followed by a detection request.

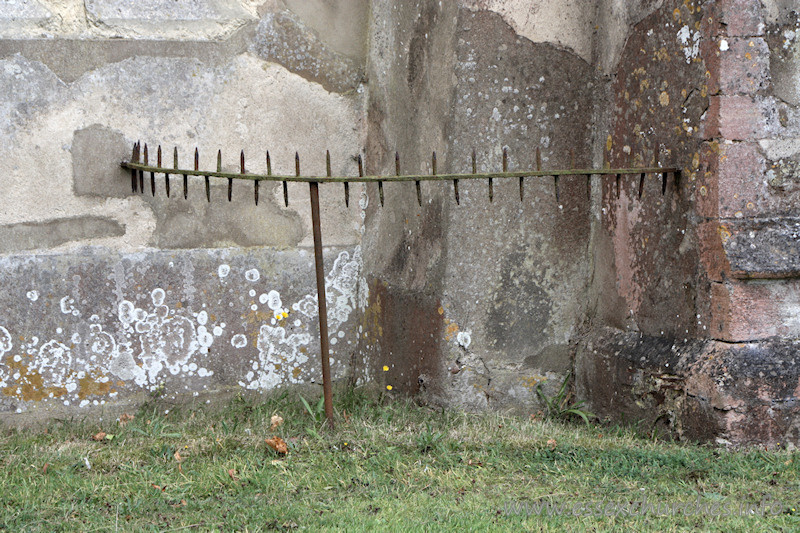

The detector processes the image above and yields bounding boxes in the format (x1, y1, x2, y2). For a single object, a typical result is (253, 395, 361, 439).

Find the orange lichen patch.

(444, 322, 459, 341)
(243, 308, 272, 325)
(292, 367, 302, 379)
(78, 370, 114, 400)
(521, 375, 547, 390)
(437, 306, 444, 315)
(2, 360, 66, 402)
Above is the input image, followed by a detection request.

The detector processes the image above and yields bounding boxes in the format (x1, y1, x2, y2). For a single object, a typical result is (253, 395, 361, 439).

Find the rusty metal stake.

(307, 167, 334, 428)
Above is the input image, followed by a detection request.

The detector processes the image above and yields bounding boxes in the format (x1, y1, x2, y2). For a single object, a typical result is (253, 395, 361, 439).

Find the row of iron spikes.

(129, 142, 677, 206)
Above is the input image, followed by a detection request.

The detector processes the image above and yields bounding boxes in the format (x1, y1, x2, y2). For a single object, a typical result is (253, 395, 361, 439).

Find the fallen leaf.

(547, 438, 557, 450)
(104, 433, 115, 441)
(174, 451, 183, 473)
(265, 436, 288, 455)
(228, 469, 238, 481)
(42, 463, 49, 474)
(118, 413, 135, 427)
(269, 415, 284, 431)
(151, 483, 166, 492)
(467, 459, 483, 467)
(92, 431, 106, 441)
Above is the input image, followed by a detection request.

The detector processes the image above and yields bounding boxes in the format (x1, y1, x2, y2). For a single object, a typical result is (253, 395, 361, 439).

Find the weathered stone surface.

(72, 124, 132, 198)
(718, 38, 770, 95)
(767, 13, 800, 106)
(706, 95, 767, 140)
(0, 31, 253, 83)
(0, 217, 125, 253)
(282, 0, 369, 61)
(602, 0, 706, 338)
(0, 0, 52, 37)
(721, 218, 800, 279)
(0, 53, 64, 135)
(717, 141, 767, 217)
(719, 0, 766, 37)
(84, 0, 255, 40)
(251, 9, 364, 94)
(709, 278, 800, 340)
(0, 246, 366, 418)
(577, 328, 800, 446)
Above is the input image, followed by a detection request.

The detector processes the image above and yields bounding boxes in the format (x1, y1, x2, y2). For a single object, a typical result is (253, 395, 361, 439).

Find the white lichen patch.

(677, 25, 700, 64)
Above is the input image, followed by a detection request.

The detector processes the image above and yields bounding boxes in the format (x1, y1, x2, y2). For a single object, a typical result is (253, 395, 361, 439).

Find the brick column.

(701, 0, 800, 341)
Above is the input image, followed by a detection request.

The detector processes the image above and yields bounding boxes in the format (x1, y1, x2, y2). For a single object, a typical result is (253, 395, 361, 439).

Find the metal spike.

(182, 148, 188, 200)
(130, 143, 138, 193)
(659, 144, 667, 195)
(638, 172, 645, 199)
(370, 154, 381, 207)
(552, 153, 559, 205)
(239, 150, 245, 205)
(616, 174, 621, 199)
(161, 145, 171, 198)
(142, 143, 149, 195)
(453, 171, 460, 205)
(145, 144, 156, 197)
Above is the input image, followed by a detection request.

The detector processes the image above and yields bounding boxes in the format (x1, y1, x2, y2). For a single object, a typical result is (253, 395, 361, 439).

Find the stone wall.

(577, 0, 800, 446)
(0, 0, 369, 420)
(2, 0, 798, 445)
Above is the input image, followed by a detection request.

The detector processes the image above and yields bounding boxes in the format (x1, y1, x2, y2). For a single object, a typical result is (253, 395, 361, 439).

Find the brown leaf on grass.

(92, 431, 107, 441)
(151, 484, 166, 492)
(42, 463, 49, 474)
(546, 438, 557, 450)
(265, 436, 288, 455)
(466, 459, 483, 467)
(118, 413, 135, 427)
(269, 415, 284, 431)
(228, 469, 238, 481)
(174, 451, 183, 473)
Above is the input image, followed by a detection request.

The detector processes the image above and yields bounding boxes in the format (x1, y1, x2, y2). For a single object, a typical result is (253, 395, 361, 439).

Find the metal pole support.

(309, 180, 334, 428)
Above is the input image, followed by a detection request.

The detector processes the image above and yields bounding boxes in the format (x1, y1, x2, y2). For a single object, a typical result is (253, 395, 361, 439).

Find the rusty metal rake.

(122, 143, 680, 427)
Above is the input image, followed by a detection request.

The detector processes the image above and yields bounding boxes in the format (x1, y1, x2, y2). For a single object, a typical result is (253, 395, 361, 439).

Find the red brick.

(718, 0, 765, 37)
(717, 141, 767, 217)
(698, 222, 731, 283)
(709, 95, 766, 140)
(718, 38, 769, 95)
(709, 281, 777, 341)
(709, 279, 800, 341)
(695, 142, 719, 218)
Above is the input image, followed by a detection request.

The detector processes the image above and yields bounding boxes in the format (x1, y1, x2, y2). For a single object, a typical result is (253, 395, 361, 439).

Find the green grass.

(1, 387, 798, 531)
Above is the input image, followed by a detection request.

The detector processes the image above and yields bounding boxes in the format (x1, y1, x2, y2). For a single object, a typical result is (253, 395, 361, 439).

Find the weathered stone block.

(576, 328, 800, 446)
(706, 95, 767, 140)
(698, 221, 732, 283)
(72, 125, 132, 199)
(718, 38, 770, 94)
(250, 10, 364, 94)
(709, 278, 800, 341)
(717, 141, 767, 217)
(719, 0, 766, 37)
(721, 218, 800, 279)
(0, 0, 51, 37)
(84, 0, 254, 40)
(0, 217, 125, 253)
(0, 246, 365, 418)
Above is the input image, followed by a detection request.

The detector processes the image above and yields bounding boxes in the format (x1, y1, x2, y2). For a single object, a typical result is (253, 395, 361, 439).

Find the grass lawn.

(1, 387, 798, 532)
